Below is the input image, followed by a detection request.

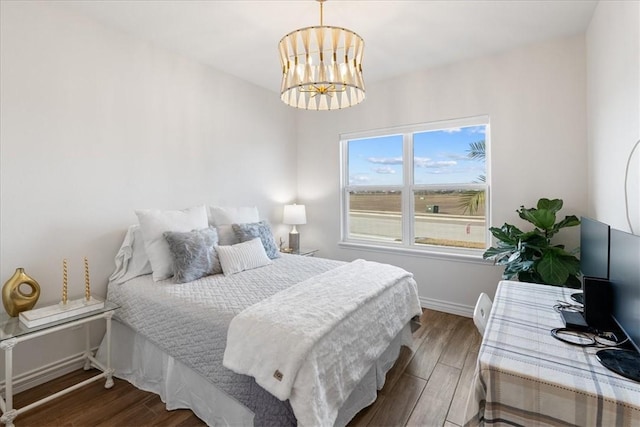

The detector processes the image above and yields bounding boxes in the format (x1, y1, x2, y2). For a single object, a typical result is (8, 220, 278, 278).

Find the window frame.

(339, 115, 491, 261)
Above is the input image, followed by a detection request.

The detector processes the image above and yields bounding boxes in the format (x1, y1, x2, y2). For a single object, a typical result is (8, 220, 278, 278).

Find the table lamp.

(283, 204, 306, 253)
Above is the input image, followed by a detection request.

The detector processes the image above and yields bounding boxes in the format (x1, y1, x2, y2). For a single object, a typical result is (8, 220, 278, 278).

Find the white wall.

(296, 35, 588, 314)
(1, 0, 621, 387)
(586, 0, 640, 232)
(0, 1, 296, 380)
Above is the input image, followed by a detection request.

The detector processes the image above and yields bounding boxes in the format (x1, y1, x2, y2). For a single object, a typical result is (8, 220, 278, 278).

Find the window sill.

(338, 241, 494, 265)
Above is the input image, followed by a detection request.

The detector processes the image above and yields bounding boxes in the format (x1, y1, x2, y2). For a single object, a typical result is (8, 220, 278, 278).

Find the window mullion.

(402, 133, 413, 247)
(340, 139, 349, 242)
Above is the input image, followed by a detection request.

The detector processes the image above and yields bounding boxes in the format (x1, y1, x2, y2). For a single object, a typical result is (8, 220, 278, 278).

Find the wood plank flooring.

(11, 309, 480, 427)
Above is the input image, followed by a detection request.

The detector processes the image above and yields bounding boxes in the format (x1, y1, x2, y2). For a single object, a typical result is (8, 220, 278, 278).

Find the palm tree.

(458, 140, 485, 215)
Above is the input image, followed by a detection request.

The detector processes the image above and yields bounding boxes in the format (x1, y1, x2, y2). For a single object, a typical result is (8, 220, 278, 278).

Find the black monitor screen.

(580, 217, 610, 280)
(609, 228, 640, 353)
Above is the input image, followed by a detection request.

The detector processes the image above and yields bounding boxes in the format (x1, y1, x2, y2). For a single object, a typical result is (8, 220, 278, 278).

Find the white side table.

(280, 248, 318, 257)
(0, 302, 118, 427)
(296, 248, 319, 257)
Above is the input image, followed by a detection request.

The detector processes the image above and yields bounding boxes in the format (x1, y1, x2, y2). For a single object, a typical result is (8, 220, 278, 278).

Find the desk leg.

(104, 311, 114, 389)
(0, 338, 17, 427)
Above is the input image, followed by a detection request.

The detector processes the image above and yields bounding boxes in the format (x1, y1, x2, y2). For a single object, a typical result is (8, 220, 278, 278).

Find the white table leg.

(1, 338, 18, 427)
(104, 311, 114, 389)
(83, 322, 91, 370)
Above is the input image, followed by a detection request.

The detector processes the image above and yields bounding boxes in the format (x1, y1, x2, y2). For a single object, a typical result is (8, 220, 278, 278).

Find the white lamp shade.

(283, 204, 307, 225)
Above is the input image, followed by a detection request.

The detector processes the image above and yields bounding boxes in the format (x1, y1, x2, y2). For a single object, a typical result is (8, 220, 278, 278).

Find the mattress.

(103, 254, 417, 425)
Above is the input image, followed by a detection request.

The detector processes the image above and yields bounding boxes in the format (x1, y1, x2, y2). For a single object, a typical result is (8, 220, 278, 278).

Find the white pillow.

(209, 206, 260, 245)
(136, 206, 209, 281)
(109, 225, 153, 285)
(216, 238, 272, 276)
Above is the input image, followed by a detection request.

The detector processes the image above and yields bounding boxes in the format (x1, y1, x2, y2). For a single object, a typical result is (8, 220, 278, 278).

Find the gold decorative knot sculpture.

(2, 268, 41, 317)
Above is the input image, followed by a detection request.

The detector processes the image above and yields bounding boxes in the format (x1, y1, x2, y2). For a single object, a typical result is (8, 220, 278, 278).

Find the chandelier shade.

(278, 1, 365, 110)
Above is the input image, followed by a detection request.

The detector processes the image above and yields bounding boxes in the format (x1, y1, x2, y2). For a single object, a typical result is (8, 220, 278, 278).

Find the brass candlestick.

(84, 257, 91, 301)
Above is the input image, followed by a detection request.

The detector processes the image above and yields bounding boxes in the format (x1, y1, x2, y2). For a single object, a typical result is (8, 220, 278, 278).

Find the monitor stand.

(596, 349, 640, 382)
(570, 292, 584, 305)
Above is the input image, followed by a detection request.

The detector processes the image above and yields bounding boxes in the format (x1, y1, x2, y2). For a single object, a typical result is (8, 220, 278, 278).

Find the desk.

(465, 280, 640, 426)
(0, 302, 118, 427)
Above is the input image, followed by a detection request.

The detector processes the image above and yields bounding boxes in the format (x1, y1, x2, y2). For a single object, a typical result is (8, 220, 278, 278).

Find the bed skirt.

(96, 319, 412, 426)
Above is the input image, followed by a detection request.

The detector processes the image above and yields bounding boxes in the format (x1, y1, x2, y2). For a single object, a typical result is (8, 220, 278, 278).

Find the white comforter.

(223, 259, 422, 426)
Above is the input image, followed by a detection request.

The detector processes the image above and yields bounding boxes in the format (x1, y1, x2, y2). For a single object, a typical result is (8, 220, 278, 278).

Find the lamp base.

(289, 232, 300, 253)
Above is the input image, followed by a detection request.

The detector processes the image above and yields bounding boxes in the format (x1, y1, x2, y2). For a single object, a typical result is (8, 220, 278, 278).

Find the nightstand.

(0, 301, 118, 427)
(295, 248, 318, 257)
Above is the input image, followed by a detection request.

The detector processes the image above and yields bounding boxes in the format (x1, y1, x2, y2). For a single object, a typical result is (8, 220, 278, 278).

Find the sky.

(348, 125, 486, 186)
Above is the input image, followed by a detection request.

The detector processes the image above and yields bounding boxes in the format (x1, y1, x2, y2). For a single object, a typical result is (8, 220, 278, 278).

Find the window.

(341, 116, 489, 257)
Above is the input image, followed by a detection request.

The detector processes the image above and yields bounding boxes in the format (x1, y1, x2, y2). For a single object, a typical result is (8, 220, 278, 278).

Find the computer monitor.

(571, 217, 610, 305)
(596, 228, 640, 382)
(580, 216, 610, 280)
(608, 228, 640, 353)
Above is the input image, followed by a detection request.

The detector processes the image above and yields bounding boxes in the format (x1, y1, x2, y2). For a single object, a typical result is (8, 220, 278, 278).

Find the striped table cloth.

(464, 280, 640, 426)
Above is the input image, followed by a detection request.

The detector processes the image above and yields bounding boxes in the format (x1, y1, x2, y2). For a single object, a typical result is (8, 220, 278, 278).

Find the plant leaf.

(553, 215, 581, 233)
(537, 198, 563, 213)
(507, 251, 521, 263)
(466, 140, 485, 160)
(537, 250, 570, 285)
(483, 246, 515, 261)
(457, 190, 485, 215)
(565, 275, 582, 289)
(518, 270, 543, 283)
(519, 208, 556, 231)
(489, 224, 523, 245)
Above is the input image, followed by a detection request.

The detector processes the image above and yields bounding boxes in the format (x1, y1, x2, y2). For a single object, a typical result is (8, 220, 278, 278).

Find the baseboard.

(420, 296, 474, 318)
(0, 348, 97, 394)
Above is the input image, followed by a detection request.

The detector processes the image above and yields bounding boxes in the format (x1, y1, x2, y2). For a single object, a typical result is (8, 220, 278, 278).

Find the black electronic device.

(560, 277, 613, 332)
(597, 228, 640, 382)
(570, 292, 584, 305)
(560, 309, 589, 331)
(572, 217, 611, 305)
(597, 349, 640, 382)
(583, 276, 614, 330)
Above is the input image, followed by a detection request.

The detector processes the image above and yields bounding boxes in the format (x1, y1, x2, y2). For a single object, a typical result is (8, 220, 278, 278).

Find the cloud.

(442, 127, 462, 133)
(435, 160, 457, 167)
(414, 157, 432, 167)
(373, 166, 396, 174)
(469, 126, 486, 134)
(349, 174, 371, 184)
(447, 153, 471, 161)
(414, 157, 457, 168)
(366, 156, 403, 165)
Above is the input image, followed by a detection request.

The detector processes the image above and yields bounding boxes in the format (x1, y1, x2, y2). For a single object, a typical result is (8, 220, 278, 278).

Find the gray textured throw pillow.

(232, 220, 281, 259)
(163, 227, 222, 283)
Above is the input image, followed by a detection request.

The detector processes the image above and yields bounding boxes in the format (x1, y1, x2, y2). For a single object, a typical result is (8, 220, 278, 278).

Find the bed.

(96, 206, 422, 426)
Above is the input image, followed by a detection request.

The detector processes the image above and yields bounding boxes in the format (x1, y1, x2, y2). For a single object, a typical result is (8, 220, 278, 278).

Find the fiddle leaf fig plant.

(484, 198, 581, 288)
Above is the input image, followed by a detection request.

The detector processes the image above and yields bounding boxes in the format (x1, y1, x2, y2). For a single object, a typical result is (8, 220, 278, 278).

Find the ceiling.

(61, 0, 598, 93)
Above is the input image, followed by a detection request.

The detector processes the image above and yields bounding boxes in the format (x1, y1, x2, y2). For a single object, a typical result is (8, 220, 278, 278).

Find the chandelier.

(278, 0, 365, 110)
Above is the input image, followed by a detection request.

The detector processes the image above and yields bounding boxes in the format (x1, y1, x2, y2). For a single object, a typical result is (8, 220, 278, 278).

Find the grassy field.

(348, 190, 486, 249)
(349, 190, 485, 217)
(414, 237, 485, 249)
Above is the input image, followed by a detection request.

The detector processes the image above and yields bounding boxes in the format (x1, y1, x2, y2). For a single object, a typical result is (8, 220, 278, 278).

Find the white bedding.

(98, 319, 412, 427)
(105, 254, 420, 426)
(224, 259, 421, 426)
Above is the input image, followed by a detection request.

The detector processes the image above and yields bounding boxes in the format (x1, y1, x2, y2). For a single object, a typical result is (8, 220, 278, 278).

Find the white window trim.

(340, 115, 491, 261)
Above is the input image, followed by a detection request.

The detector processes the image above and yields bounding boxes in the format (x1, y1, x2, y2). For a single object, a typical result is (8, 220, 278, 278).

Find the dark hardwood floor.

(12, 309, 480, 427)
